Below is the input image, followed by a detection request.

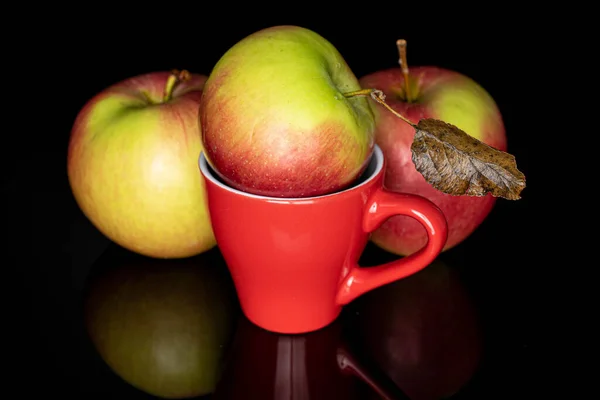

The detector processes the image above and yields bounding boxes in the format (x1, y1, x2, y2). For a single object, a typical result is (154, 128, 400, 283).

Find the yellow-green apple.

(84, 246, 238, 398)
(199, 25, 376, 198)
(359, 44, 507, 255)
(67, 70, 216, 259)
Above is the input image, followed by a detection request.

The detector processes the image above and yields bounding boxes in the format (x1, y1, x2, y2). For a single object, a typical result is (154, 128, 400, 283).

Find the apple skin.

(84, 246, 238, 398)
(200, 25, 376, 198)
(68, 71, 216, 259)
(345, 250, 482, 400)
(359, 66, 507, 255)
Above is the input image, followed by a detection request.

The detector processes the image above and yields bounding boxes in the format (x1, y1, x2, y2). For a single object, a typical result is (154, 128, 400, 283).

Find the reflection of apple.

(359, 55, 507, 256)
(200, 25, 376, 198)
(84, 246, 238, 398)
(68, 70, 216, 259)
(213, 317, 405, 400)
(346, 247, 481, 400)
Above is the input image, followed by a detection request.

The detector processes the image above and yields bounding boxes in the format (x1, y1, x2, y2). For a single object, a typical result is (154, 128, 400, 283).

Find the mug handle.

(336, 188, 448, 305)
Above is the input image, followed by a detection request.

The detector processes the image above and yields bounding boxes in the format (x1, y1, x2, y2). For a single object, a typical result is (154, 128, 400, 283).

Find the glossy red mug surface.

(199, 144, 448, 334)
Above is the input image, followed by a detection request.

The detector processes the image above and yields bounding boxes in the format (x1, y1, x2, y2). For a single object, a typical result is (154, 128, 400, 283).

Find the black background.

(10, 6, 555, 399)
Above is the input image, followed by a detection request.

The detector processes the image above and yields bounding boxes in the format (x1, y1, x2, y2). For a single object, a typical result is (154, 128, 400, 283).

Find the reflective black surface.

(14, 9, 549, 399)
(70, 240, 491, 399)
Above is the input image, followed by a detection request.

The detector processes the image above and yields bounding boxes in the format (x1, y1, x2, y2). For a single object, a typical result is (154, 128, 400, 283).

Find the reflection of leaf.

(411, 118, 526, 200)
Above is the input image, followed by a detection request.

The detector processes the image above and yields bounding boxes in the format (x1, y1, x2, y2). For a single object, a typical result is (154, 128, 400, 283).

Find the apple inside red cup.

(199, 25, 377, 198)
(358, 43, 507, 256)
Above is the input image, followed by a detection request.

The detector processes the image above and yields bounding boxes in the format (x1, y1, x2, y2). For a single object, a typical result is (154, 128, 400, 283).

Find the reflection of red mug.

(199, 144, 448, 334)
(212, 316, 408, 400)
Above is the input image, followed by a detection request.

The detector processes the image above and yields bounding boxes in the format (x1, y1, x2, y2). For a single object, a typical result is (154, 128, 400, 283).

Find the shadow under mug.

(199, 144, 448, 334)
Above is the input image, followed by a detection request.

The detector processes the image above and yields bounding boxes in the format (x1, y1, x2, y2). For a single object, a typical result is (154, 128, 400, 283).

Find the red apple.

(347, 251, 482, 400)
(359, 44, 507, 255)
(68, 70, 216, 258)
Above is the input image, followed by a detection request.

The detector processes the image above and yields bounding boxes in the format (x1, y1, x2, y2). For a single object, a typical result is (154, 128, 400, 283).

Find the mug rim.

(199, 144, 384, 202)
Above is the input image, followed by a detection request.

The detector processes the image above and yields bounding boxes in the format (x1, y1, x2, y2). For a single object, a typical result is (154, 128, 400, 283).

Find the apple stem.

(343, 89, 416, 128)
(163, 69, 191, 102)
(396, 39, 413, 102)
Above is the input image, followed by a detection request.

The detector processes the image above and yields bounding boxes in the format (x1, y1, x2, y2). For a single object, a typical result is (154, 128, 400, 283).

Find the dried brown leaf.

(410, 118, 526, 200)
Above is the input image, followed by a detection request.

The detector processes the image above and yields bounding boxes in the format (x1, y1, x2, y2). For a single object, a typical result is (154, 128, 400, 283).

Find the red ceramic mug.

(199, 144, 448, 334)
